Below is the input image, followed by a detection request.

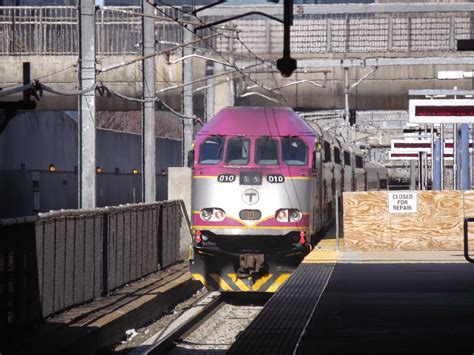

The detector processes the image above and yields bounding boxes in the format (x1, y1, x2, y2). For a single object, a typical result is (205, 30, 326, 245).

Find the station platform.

(229, 244, 474, 355)
(2, 262, 201, 355)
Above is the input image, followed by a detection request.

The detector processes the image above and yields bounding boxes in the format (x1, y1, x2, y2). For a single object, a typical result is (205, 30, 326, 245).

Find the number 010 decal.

(267, 174, 285, 183)
(217, 174, 236, 183)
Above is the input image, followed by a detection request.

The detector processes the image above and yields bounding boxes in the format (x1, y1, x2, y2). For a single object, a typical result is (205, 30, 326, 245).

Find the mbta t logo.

(242, 189, 259, 205)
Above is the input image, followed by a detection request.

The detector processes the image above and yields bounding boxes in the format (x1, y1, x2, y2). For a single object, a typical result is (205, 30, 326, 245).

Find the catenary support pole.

(453, 123, 458, 190)
(141, 0, 156, 202)
(344, 67, 350, 142)
(182, 6, 194, 167)
(461, 123, 470, 190)
(440, 124, 445, 190)
(78, 0, 96, 209)
(431, 124, 434, 189)
(433, 137, 442, 190)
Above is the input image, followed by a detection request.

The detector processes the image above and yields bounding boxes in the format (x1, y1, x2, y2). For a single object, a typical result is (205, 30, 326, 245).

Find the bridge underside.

(1, 53, 473, 112)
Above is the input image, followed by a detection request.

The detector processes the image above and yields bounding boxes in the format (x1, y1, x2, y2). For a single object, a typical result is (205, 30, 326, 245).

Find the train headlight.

(276, 209, 302, 223)
(289, 210, 302, 222)
(200, 209, 212, 221)
(200, 208, 226, 222)
(276, 209, 288, 222)
(213, 208, 226, 221)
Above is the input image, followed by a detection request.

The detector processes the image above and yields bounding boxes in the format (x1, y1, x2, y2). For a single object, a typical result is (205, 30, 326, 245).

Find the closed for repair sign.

(388, 191, 418, 213)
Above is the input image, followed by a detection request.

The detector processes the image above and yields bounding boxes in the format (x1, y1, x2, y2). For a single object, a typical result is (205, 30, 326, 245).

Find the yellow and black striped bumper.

(192, 272, 291, 292)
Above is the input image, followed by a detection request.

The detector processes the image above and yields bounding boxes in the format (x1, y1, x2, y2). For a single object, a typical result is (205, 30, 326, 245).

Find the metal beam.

(409, 89, 474, 96)
(299, 56, 474, 69)
(200, 3, 474, 16)
(78, 0, 96, 209)
(142, 0, 156, 203)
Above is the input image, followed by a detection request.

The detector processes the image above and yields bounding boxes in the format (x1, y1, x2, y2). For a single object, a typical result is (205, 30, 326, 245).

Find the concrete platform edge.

(59, 272, 202, 355)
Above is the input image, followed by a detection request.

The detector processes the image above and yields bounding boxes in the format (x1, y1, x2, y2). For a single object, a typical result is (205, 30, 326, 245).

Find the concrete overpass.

(1, 3, 474, 112)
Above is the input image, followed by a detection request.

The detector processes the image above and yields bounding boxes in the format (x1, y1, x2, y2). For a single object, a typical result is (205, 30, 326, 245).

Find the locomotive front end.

(190, 109, 315, 292)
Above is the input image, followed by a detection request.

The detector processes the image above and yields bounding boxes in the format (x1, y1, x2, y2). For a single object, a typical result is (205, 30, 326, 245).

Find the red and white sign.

(389, 152, 454, 160)
(409, 99, 474, 124)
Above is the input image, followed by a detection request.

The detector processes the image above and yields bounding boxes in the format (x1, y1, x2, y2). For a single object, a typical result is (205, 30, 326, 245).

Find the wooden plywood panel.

(343, 191, 464, 251)
(463, 191, 474, 218)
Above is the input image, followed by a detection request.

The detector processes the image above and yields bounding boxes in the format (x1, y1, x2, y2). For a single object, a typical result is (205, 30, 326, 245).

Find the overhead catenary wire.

(152, 4, 285, 105)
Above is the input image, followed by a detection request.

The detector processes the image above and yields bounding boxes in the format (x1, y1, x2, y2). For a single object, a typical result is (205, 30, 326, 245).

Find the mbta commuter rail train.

(190, 107, 387, 292)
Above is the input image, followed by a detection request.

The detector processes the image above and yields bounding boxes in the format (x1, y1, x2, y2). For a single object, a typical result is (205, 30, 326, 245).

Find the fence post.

(101, 212, 109, 296)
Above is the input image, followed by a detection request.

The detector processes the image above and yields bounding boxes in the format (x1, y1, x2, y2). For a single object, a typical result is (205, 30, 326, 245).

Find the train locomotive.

(190, 107, 387, 292)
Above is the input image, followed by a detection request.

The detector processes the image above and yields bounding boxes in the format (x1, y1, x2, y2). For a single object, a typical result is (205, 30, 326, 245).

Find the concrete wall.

(0, 112, 182, 218)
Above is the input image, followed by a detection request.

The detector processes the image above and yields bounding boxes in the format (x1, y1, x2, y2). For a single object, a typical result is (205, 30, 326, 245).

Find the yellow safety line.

(267, 274, 290, 293)
(302, 249, 339, 264)
(251, 274, 273, 291)
(210, 273, 233, 291)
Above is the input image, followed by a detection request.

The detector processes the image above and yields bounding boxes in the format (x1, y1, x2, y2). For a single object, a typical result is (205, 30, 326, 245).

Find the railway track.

(133, 292, 269, 354)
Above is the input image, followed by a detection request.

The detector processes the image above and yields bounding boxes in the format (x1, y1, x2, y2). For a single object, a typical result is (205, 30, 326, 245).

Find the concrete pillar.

(213, 63, 234, 114)
(141, 0, 156, 203)
(205, 60, 214, 123)
(78, 0, 96, 209)
(182, 7, 193, 167)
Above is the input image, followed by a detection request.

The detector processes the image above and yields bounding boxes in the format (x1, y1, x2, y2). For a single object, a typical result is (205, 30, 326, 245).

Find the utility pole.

(141, 0, 156, 203)
(78, 0, 96, 209)
(182, 6, 194, 167)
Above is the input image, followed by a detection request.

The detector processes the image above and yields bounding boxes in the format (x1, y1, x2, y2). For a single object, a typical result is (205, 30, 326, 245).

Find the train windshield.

(282, 137, 308, 166)
(255, 137, 278, 165)
(199, 136, 224, 165)
(226, 137, 250, 165)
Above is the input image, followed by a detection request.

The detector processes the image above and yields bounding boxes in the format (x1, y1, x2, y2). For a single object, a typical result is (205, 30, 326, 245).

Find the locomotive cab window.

(255, 137, 278, 165)
(344, 151, 351, 166)
(226, 137, 250, 165)
(199, 136, 224, 165)
(282, 137, 308, 166)
(356, 156, 364, 168)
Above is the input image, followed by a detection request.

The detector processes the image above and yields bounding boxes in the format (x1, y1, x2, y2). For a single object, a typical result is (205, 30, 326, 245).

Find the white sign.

(388, 191, 418, 213)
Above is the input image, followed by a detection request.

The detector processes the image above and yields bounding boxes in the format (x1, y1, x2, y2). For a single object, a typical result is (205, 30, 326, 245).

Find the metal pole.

(453, 123, 458, 190)
(205, 60, 214, 122)
(433, 137, 442, 190)
(182, 7, 194, 167)
(461, 123, 470, 190)
(418, 152, 423, 190)
(410, 160, 416, 190)
(440, 124, 445, 190)
(431, 124, 434, 189)
(344, 67, 350, 142)
(335, 188, 339, 250)
(141, 0, 156, 203)
(423, 124, 428, 189)
(78, 0, 96, 209)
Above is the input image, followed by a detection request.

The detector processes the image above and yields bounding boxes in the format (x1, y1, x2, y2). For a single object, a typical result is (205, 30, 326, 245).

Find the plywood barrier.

(343, 191, 474, 251)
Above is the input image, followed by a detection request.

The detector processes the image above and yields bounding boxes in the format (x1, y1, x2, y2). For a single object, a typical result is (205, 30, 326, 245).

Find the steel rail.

(141, 292, 223, 355)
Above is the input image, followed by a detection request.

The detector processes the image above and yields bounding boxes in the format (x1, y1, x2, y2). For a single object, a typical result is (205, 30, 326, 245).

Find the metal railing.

(0, 4, 472, 56)
(0, 200, 185, 329)
(463, 217, 474, 263)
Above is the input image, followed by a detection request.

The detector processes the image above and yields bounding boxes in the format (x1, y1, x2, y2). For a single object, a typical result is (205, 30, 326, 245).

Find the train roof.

(198, 107, 315, 137)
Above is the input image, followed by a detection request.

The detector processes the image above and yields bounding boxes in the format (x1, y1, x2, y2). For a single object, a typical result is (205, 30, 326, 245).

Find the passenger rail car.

(190, 107, 386, 292)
